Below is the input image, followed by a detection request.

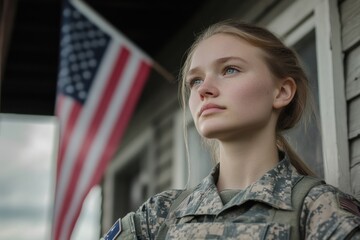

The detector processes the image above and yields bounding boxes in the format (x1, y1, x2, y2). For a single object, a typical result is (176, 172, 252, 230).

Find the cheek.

(235, 79, 273, 106)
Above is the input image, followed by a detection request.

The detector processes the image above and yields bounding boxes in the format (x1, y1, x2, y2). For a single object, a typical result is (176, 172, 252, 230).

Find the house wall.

(102, 0, 274, 230)
(102, 0, 360, 232)
(142, 0, 360, 197)
(340, 0, 360, 199)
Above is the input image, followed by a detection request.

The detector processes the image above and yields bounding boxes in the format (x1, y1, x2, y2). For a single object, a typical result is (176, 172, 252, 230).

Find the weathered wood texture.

(341, 0, 360, 198)
(350, 137, 360, 199)
(348, 97, 360, 140)
(154, 115, 175, 193)
(341, 0, 360, 51)
(345, 45, 360, 101)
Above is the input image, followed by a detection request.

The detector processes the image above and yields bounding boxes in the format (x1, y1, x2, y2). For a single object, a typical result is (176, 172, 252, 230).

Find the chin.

(196, 119, 239, 138)
(197, 122, 261, 141)
(197, 124, 233, 139)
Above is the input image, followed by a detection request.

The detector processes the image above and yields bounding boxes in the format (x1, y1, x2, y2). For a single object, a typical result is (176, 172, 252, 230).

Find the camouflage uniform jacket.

(104, 157, 360, 239)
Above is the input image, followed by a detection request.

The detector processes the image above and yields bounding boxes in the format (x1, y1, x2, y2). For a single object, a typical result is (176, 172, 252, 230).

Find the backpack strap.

(272, 176, 325, 240)
(155, 187, 194, 239)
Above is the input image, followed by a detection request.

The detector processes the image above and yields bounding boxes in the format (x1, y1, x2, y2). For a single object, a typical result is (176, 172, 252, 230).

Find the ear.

(273, 77, 296, 109)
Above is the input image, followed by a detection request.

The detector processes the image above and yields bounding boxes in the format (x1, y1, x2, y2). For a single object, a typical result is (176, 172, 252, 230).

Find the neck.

(216, 127, 279, 191)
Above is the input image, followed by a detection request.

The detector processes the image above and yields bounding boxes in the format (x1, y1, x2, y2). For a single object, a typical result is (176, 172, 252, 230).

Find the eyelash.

(185, 65, 241, 89)
(186, 78, 202, 89)
(224, 65, 240, 75)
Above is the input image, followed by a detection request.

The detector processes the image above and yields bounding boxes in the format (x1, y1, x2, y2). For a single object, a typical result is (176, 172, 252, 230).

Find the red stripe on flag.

(56, 99, 82, 183)
(55, 46, 130, 240)
(93, 60, 151, 184)
(91, 62, 150, 184)
(67, 60, 151, 238)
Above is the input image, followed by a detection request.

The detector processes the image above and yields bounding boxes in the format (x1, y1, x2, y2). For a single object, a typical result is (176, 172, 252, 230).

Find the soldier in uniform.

(102, 20, 360, 239)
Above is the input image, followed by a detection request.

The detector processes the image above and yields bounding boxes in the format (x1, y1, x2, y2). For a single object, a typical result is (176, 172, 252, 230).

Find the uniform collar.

(174, 154, 303, 218)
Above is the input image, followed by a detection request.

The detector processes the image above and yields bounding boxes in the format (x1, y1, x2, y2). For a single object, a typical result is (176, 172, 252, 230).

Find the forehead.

(190, 33, 263, 67)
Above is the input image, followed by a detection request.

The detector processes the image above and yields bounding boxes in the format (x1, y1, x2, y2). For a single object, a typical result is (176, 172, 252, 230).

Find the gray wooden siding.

(154, 114, 174, 193)
(341, 0, 360, 198)
(350, 138, 360, 199)
(341, 0, 360, 51)
(345, 46, 360, 102)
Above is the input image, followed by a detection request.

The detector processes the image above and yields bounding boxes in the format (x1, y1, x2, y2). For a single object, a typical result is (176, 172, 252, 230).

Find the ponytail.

(276, 134, 316, 177)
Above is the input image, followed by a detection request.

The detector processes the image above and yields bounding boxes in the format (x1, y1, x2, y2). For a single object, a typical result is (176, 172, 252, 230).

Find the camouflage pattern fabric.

(103, 155, 360, 239)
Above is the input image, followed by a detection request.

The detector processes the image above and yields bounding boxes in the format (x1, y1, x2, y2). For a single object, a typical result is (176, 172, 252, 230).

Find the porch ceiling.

(1, 0, 206, 115)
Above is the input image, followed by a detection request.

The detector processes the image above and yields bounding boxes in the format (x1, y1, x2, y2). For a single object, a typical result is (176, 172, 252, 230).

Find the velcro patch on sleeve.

(103, 218, 122, 240)
(338, 196, 360, 217)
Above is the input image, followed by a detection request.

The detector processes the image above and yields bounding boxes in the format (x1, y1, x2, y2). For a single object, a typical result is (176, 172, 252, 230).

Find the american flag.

(53, 0, 154, 239)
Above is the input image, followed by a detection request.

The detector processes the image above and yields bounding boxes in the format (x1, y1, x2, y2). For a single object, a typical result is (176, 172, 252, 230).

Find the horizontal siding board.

(346, 77, 360, 101)
(156, 165, 172, 190)
(345, 44, 360, 100)
(348, 96, 360, 139)
(340, 0, 360, 51)
(350, 137, 360, 166)
(158, 131, 173, 151)
(153, 115, 174, 192)
(158, 150, 172, 169)
(350, 163, 360, 200)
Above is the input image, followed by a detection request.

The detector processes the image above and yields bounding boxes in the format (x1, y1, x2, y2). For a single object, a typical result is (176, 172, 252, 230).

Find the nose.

(197, 77, 219, 100)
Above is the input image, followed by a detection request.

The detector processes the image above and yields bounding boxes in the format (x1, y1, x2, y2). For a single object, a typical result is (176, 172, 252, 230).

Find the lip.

(199, 103, 226, 117)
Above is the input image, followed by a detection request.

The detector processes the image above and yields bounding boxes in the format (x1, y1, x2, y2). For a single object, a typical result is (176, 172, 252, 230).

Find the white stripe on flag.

(61, 47, 144, 239)
(54, 41, 121, 238)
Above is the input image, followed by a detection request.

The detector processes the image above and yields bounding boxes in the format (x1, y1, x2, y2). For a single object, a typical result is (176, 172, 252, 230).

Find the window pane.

(187, 124, 213, 187)
(286, 30, 324, 178)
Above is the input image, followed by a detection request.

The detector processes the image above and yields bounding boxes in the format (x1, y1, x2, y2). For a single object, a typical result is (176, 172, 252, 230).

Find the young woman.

(102, 20, 360, 240)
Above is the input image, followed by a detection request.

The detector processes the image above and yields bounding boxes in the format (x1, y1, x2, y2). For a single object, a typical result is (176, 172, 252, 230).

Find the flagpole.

(152, 61, 176, 83)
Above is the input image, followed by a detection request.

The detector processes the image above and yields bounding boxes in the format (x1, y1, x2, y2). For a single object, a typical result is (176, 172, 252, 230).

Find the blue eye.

(224, 66, 239, 75)
(187, 78, 203, 89)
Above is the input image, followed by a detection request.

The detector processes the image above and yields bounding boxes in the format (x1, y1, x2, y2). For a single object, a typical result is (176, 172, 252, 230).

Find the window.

(285, 30, 324, 178)
(113, 150, 149, 217)
(187, 123, 213, 187)
(102, 128, 155, 228)
(173, 112, 213, 189)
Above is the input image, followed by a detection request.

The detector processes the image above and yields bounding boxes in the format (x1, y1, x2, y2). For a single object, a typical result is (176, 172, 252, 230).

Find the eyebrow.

(187, 56, 248, 76)
(217, 56, 248, 64)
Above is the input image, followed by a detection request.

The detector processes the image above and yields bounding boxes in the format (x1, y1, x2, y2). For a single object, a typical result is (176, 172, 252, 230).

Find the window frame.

(101, 127, 155, 231)
(267, 0, 350, 191)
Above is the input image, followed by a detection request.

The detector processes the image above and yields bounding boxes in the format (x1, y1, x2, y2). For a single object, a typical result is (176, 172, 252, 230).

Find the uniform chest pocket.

(165, 222, 290, 240)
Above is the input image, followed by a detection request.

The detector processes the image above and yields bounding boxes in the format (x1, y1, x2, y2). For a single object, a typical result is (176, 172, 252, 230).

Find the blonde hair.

(179, 19, 316, 176)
